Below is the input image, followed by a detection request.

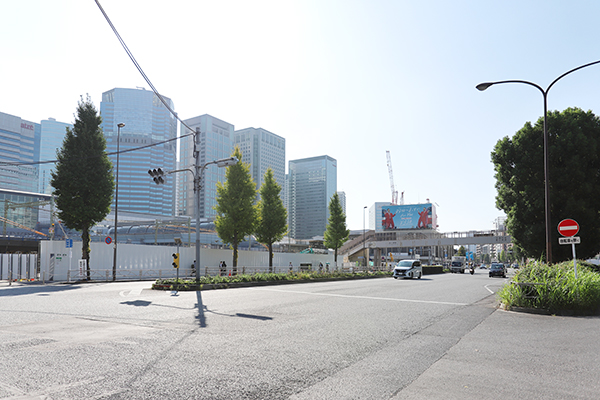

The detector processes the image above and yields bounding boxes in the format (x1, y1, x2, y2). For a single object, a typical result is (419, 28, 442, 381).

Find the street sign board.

(559, 236, 580, 245)
(558, 219, 579, 237)
(65, 239, 73, 248)
(105, 236, 112, 245)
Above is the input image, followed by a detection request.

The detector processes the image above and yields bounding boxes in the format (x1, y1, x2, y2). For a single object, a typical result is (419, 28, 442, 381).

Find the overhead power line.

(94, 0, 197, 136)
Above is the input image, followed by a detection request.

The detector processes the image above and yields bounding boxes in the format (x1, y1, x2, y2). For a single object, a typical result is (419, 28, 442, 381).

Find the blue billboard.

(381, 203, 435, 230)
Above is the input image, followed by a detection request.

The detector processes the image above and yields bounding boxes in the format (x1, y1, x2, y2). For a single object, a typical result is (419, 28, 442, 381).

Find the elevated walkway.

(340, 229, 511, 260)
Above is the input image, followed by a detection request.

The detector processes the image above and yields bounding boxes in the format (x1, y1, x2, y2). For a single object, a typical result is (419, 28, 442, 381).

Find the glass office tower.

(0, 111, 40, 193)
(288, 155, 337, 239)
(178, 114, 234, 220)
(39, 118, 72, 194)
(100, 88, 177, 216)
(233, 127, 285, 202)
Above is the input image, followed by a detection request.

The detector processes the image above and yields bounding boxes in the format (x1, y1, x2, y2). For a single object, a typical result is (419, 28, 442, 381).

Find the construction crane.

(0, 215, 47, 237)
(3, 199, 53, 237)
(386, 151, 404, 205)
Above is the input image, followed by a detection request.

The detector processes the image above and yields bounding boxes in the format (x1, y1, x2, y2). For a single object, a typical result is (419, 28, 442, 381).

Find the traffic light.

(148, 168, 165, 184)
(172, 253, 179, 268)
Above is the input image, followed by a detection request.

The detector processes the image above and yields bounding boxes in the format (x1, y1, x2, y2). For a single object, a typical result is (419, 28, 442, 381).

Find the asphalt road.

(0, 270, 598, 399)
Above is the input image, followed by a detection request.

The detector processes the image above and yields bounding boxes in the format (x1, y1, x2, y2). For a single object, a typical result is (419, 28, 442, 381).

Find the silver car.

(393, 260, 423, 279)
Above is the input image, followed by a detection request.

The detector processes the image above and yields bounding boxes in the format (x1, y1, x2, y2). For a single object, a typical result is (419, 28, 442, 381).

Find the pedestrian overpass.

(340, 229, 512, 265)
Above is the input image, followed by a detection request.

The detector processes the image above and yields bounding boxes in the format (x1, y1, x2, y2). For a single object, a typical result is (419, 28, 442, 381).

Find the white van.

(392, 260, 422, 279)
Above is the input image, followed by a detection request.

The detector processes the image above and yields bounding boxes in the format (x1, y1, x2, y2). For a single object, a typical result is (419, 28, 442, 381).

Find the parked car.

(393, 260, 422, 279)
(489, 262, 506, 278)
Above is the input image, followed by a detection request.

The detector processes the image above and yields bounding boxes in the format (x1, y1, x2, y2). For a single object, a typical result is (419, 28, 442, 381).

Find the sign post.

(558, 219, 580, 279)
(66, 238, 73, 273)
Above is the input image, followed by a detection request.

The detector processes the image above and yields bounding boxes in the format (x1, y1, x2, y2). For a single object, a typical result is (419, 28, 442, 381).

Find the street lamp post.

(476, 60, 600, 264)
(112, 122, 125, 281)
(363, 206, 367, 268)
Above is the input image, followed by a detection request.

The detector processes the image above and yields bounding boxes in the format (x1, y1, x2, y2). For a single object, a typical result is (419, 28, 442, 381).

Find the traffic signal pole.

(149, 127, 236, 285)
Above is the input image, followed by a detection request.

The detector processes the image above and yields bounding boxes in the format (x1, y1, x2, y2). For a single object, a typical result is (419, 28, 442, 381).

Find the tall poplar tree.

(255, 168, 287, 272)
(323, 193, 350, 265)
(215, 147, 257, 271)
(51, 96, 114, 279)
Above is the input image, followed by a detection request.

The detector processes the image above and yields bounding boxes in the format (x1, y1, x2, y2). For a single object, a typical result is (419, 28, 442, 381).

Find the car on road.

(393, 260, 422, 279)
(489, 262, 506, 278)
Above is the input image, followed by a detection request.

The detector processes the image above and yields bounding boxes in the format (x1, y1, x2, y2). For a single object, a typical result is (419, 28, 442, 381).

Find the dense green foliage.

(254, 168, 287, 271)
(498, 261, 600, 314)
(215, 147, 257, 269)
(51, 96, 114, 276)
(492, 107, 600, 261)
(323, 192, 350, 263)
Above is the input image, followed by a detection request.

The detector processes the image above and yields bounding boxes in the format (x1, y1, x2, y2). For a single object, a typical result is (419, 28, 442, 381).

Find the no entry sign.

(558, 219, 579, 237)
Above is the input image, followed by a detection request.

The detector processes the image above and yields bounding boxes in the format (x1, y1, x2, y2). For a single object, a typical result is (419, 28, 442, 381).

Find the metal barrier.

(64, 264, 392, 283)
(1, 254, 38, 283)
(66, 269, 184, 282)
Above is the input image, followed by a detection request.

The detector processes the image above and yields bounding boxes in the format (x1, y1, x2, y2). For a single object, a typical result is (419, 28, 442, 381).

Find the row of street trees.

(214, 147, 350, 271)
(51, 97, 351, 277)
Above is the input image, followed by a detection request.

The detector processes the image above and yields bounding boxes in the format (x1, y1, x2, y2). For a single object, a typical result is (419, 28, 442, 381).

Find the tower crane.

(386, 151, 404, 205)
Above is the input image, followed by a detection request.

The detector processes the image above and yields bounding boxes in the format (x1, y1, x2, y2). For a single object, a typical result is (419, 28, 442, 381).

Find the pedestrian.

(289, 261, 293, 272)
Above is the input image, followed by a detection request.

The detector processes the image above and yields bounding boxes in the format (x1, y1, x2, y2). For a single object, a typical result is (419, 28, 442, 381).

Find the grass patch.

(153, 270, 393, 290)
(498, 260, 600, 315)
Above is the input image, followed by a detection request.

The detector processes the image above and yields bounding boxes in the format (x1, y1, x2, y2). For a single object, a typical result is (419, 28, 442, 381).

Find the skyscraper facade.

(39, 118, 72, 194)
(337, 191, 347, 217)
(0, 111, 40, 193)
(178, 114, 234, 220)
(100, 88, 177, 216)
(288, 155, 337, 239)
(233, 127, 285, 200)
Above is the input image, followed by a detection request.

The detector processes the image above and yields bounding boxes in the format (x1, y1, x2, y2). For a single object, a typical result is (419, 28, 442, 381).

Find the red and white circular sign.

(558, 219, 579, 237)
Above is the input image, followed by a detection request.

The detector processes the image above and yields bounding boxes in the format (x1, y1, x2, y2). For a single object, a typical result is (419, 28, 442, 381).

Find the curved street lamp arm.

(547, 59, 600, 93)
(476, 80, 545, 96)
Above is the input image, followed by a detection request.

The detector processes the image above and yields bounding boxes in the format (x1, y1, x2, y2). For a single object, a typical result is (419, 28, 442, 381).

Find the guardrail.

(66, 264, 394, 282)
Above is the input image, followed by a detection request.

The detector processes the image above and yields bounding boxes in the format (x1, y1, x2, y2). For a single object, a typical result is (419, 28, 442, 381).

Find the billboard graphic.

(381, 203, 435, 230)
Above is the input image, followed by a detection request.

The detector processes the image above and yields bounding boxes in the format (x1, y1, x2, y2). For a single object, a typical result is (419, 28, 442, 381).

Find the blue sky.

(2, 0, 600, 232)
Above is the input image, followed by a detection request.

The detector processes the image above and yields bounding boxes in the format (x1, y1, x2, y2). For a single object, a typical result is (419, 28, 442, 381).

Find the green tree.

(456, 246, 466, 256)
(323, 193, 350, 265)
(499, 250, 507, 263)
(492, 107, 600, 262)
(215, 147, 257, 271)
(51, 96, 114, 279)
(255, 168, 287, 272)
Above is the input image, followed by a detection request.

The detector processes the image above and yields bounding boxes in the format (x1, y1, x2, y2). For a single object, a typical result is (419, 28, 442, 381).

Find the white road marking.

(247, 287, 467, 306)
(119, 288, 143, 297)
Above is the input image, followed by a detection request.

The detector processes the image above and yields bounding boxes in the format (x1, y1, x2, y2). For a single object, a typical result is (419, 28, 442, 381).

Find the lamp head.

(215, 156, 239, 167)
(476, 82, 493, 91)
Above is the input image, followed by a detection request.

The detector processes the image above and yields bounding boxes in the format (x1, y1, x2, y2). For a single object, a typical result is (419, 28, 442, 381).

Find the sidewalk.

(393, 306, 600, 400)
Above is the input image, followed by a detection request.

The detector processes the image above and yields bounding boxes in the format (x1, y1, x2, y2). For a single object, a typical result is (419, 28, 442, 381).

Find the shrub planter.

(152, 272, 392, 291)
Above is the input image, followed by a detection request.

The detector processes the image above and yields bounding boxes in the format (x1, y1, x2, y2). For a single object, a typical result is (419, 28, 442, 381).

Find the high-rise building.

(178, 114, 234, 220)
(100, 88, 177, 216)
(337, 191, 347, 217)
(39, 118, 72, 194)
(0, 111, 40, 193)
(233, 127, 285, 201)
(288, 155, 337, 239)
